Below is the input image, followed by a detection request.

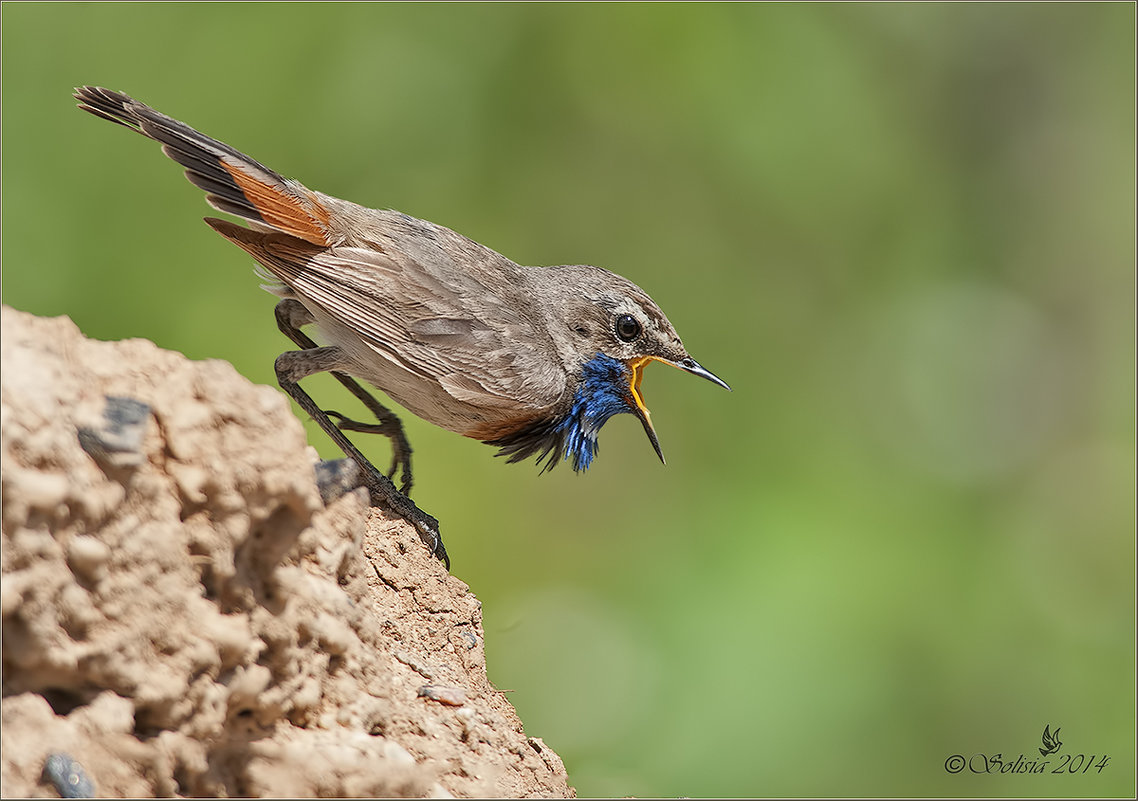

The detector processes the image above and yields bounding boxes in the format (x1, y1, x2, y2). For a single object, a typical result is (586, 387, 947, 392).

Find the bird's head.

(508, 264, 730, 471)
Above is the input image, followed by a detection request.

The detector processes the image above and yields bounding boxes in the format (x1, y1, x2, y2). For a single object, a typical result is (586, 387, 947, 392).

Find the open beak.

(627, 357, 666, 464)
(626, 355, 730, 466)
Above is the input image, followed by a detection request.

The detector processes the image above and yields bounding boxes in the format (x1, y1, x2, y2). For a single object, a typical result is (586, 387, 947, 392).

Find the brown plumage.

(75, 86, 730, 566)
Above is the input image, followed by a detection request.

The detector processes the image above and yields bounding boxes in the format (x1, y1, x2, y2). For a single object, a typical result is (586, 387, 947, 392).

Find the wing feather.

(206, 218, 566, 411)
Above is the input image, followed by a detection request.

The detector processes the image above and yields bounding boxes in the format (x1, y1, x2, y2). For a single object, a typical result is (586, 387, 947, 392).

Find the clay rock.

(0, 306, 573, 798)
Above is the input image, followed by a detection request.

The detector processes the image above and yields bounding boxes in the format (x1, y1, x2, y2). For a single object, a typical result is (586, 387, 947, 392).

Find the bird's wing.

(208, 219, 566, 413)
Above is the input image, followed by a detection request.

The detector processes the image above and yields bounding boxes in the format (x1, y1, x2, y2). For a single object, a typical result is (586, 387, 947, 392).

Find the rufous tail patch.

(221, 161, 331, 246)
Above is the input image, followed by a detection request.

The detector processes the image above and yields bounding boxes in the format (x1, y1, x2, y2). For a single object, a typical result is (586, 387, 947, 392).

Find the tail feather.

(75, 86, 332, 246)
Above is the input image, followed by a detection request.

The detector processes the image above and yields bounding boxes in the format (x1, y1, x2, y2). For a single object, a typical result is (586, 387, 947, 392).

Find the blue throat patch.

(482, 353, 637, 473)
(557, 353, 635, 472)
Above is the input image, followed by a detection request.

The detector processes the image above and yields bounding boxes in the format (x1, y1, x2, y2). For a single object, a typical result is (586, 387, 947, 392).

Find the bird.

(1039, 725, 1062, 756)
(74, 86, 730, 568)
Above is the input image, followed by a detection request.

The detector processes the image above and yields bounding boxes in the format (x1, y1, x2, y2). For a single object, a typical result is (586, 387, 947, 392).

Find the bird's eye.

(615, 314, 641, 342)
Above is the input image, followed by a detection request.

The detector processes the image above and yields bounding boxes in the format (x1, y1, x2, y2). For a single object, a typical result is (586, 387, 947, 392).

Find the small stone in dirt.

(42, 752, 96, 798)
(77, 396, 150, 468)
(314, 458, 366, 504)
(418, 685, 469, 706)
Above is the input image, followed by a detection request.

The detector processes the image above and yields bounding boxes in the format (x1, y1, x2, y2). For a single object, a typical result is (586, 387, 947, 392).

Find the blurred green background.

(3, 3, 1134, 797)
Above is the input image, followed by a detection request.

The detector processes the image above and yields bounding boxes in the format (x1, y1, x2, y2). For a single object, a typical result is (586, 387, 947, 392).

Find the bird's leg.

(322, 410, 409, 491)
(274, 299, 414, 495)
(274, 347, 448, 568)
(325, 409, 411, 477)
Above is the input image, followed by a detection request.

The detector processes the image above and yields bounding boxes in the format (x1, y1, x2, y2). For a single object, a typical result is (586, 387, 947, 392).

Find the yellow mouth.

(628, 356, 653, 419)
(627, 356, 665, 464)
(628, 355, 690, 414)
(624, 353, 729, 466)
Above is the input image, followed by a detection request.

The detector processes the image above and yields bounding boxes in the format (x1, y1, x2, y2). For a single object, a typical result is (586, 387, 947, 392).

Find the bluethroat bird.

(75, 87, 730, 569)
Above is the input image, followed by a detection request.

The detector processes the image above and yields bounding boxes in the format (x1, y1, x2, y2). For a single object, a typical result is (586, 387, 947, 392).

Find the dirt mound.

(0, 305, 573, 798)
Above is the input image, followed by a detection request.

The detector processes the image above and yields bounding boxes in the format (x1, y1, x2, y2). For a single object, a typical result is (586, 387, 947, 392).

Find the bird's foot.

(315, 455, 449, 570)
